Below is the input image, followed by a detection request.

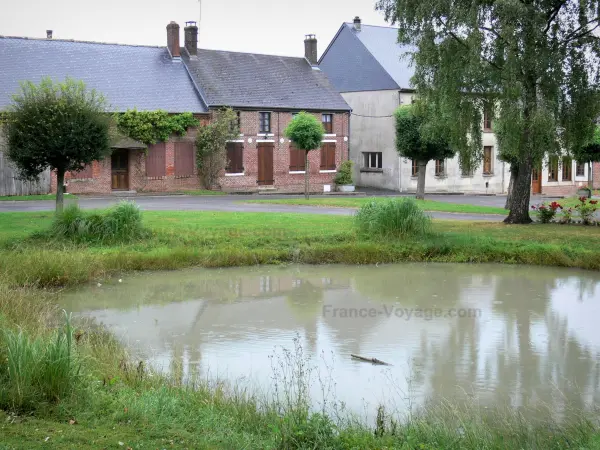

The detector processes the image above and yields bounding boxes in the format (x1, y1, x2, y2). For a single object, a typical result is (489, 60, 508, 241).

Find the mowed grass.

(246, 197, 508, 215)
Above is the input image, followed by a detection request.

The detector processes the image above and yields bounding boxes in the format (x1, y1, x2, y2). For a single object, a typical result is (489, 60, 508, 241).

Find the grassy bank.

(1, 210, 600, 289)
(2, 208, 600, 448)
(246, 197, 508, 215)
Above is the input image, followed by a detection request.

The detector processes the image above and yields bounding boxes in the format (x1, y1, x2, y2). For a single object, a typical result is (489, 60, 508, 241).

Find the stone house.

(0, 23, 350, 195)
(319, 17, 595, 196)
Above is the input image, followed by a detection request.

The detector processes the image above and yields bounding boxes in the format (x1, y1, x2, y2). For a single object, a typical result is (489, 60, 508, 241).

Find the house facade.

(319, 17, 593, 196)
(0, 22, 350, 195)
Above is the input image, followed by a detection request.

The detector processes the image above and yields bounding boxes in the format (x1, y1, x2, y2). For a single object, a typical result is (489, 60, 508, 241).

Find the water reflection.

(61, 263, 600, 419)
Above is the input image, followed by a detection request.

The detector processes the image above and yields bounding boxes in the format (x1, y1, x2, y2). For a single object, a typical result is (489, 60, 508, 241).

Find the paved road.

(0, 194, 506, 221)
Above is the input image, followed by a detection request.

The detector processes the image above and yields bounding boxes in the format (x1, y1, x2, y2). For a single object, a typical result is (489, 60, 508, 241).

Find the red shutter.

(146, 143, 166, 178)
(175, 142, 195, 177)
(289, 144, 306, 171)
(320, 143, 336, 170)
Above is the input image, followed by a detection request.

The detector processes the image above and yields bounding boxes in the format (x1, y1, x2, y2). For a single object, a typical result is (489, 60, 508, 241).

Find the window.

(576, 161, 586, 177)
(322, 113, 333, 134)
(483, 146, 493, 175)
(259, 112, 271, 133)
(289, 144, 306, 172)
(174, 142, 195, 177)
(562, 157, 572, 181)
(363, 152, 382, 170)
(411, 159, 418, 176)
(320, 143, 336, 170)
(226, 142, 244, 174)
(146, 143, 166, 178)
(71, 163, 93, 179)
(435, 159, 445, 176)
(462, 165, 474, 177)
(483, 106, 493, 131)
(548, 157, 559, 181)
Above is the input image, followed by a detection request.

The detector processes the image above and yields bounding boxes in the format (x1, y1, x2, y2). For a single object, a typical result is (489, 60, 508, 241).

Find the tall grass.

(0, 311, 81, 412)
(49, 201, 147, 244)
(355, 198, 432, 238)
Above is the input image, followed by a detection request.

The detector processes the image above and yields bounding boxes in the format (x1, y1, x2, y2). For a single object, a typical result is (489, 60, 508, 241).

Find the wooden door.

(531, 164, 542, 194)
(257, 143, 274, 186)
(111, 149, 129, 190)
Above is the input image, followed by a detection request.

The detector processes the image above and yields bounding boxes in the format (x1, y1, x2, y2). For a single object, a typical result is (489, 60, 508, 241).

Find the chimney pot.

(46, 30, 53, 39)
(304, 34, 318, 66)
(353, 16, 361, 32)
(166, 21, 181, 58)
(184, 21, 198, 57)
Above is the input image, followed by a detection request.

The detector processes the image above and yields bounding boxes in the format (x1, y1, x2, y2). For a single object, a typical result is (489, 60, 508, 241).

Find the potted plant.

(334, 160, 355, 192)
(577, 185, 592, 198)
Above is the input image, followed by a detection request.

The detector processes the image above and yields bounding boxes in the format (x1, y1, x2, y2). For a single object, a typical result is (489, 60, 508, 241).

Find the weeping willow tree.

(377, 0, 600, 223)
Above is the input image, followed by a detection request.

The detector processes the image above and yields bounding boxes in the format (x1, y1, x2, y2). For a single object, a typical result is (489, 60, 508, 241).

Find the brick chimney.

(46, 30, 53, 39)
(184, 21, 198, 57)
(353, 16, 361, 32)
(304, 34, 317, 66)
(166, 21, 181, 58)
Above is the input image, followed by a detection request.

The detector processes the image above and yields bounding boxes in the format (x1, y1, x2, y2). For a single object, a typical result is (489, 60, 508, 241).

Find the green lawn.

(0, 193, 78, 201)
(246, 197, 508, 215)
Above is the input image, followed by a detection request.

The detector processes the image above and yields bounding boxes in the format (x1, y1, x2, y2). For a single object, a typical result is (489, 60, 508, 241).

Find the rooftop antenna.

(198, 0, 202, 30)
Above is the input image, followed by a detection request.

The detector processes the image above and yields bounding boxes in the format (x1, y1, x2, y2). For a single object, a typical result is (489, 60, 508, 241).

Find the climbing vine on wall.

(114, 109, 199, 146)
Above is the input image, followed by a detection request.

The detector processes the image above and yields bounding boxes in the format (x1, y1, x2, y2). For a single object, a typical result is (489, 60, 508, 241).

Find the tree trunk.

(504, 165, 517, 210)
(415, 160, 427, 200)
(304, 151, 310, 200)
(56, 168, 65, 213)
(504, 159, 532, 224)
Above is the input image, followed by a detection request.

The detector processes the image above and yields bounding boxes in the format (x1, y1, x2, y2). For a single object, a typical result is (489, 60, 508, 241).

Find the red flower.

(590, 200, 598, 205)
(531, 205, 537, 210)
(579, 196, 588, 203)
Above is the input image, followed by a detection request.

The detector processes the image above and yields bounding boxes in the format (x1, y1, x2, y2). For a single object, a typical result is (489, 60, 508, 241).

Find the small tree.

(4, 78, 111, 212)
(195, 108, 239, 189)
(395, 104, 454, 199)
(573, 125, 600, 189)
(284, 112, 324, 199)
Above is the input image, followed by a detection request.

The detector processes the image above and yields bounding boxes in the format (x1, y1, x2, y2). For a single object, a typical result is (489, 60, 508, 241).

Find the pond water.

(60, 263, 600, 422)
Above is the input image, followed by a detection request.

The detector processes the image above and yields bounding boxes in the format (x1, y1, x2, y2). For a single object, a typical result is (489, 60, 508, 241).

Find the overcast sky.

(0, 0, 391, 57)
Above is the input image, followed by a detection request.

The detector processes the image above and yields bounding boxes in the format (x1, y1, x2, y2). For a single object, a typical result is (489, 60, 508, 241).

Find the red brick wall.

(594, 162, 600, 190)
(219, 111, 350, 193)
(51, 128, 203, 195)
(50, 112, 351, 195)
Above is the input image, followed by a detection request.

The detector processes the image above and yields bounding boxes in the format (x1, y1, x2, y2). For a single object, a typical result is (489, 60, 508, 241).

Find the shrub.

(531, 201, 561, 223)
(49, 201, 147, 243)
(560, 207, 574, 224)
(355, 198, 431, 238)
(334, 160, 354, 186)
(575, 196, 598, 225)
(0, 312, 81, 412)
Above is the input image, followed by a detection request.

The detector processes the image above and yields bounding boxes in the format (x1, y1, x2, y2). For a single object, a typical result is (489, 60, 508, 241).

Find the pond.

(60, 263, 600, 422)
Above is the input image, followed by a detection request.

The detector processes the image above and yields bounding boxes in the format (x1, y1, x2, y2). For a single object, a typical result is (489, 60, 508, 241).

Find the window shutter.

(327, 143, 336, 170)
(175, 142, 195, 177)
(226, 143, 244, 173)
(289, 144, 297, 171)
(146, 143, 166, 177)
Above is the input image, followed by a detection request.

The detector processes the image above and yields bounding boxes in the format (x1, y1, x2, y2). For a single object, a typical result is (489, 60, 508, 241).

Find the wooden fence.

(0, 151, 51, 196)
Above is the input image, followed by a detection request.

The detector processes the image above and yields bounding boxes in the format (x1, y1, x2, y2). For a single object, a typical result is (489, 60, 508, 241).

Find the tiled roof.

(0, 36, 207, 113)
(319, 23, 414, 92)
(182, 49, 351, 111)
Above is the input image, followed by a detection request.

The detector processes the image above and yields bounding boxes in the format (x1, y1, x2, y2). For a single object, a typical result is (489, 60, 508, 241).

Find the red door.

(257, 143, 274, 186)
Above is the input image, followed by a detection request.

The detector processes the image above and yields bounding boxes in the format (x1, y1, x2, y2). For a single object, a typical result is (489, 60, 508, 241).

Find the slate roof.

(0, 36, 207, 113)
(318, 23, 415, 93)
(182, 49, 351, 111)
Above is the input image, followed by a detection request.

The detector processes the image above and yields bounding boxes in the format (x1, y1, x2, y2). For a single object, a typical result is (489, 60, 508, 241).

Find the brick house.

(0, 23, 350, 195)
